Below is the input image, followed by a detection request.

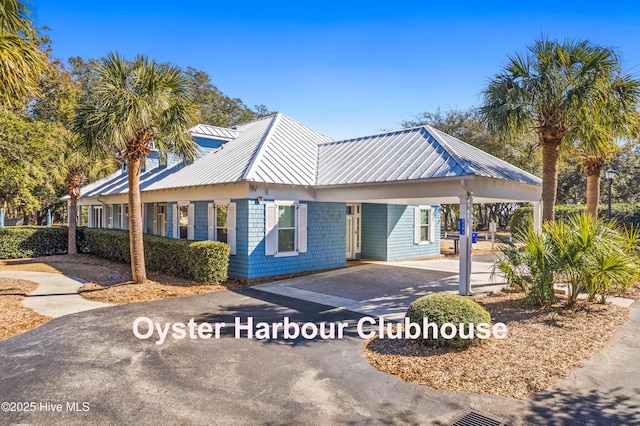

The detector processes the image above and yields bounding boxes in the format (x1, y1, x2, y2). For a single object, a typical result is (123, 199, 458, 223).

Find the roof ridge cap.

(243, 113, 282, 181)
(424, 125, 475, 175)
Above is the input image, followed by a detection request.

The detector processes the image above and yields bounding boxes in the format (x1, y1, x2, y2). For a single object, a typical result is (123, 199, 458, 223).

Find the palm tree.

(480, 38, 630, 222)
(74, 53, 197, 284)
(574, 76, 640, 217)
(0, 0, 47, 109)
(52, 135, 115, 255)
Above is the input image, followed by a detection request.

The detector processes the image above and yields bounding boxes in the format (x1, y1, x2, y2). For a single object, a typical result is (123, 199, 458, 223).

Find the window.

(277, 205, 296, 253)
(414, 206, 434, 244)
(179, 205, 189, 239)
(107, 205, 114, 228)
(265, 201, 307, 257)
(208, 202, 236, 255)
(173, 202, 194, 239)
(216, 205, 228, 243)
(156, 204, 166, 236)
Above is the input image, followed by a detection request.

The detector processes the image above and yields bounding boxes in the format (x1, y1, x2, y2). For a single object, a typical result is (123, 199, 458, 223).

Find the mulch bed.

(0, 278, 52, 340)
(364, 292, 628, 399)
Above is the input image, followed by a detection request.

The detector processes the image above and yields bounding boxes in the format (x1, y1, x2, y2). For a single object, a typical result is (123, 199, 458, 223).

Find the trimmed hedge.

(81, 228, 230, 283)
(0, 226, 69, 258)
(406, 294, 491, 348)
(511, 203, 640, 231)
(0, 226, 230, 283)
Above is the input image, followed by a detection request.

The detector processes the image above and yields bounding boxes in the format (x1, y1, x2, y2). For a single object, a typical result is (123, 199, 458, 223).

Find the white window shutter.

(430, 208, 436, 243)
(142, 204, 147, 233)
(265, 204, 278, 255)
(187, 204, 195, 240)
(228, 202, 237, 255)
(414, 207, 421, 244)
(172, 204, 178, 238)
(297, 203, 307, 253)
(208, 203, 215, 240)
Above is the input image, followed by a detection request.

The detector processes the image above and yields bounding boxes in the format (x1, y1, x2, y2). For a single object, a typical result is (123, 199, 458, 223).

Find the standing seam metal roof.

(315, 126, 540, 186)
(78, 114, 540, 197)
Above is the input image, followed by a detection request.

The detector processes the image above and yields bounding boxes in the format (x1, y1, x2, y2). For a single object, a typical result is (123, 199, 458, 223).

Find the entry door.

(346, 204, 360, 260)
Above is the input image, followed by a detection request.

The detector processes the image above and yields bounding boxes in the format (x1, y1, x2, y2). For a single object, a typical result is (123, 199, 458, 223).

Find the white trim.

(265, 203, 278, 256)
(297, 203, 307, 253)
(415, 205, 435, 245)
(187, 204, 195, 240)
(208, 203, 215, 241)
(227, 202, 237, 255)
(172, 204, 178, 238)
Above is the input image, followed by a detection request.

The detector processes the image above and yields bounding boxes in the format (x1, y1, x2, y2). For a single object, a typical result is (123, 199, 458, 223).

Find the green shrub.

(0, 226, 68, 258)
(80, 228, 230, 283)
(497, 214, 639, 307)
(405, 294, 491, 348)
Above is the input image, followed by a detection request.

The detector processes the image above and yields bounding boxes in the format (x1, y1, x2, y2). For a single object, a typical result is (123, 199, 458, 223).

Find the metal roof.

(77, 114, 540, 198)
(316, 126, 541, 186)
(147, 113, 334, 190)
(190, 124, 239, 141)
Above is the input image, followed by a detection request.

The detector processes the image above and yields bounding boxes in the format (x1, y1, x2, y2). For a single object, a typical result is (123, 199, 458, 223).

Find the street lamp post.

(605, 168, 619, 220)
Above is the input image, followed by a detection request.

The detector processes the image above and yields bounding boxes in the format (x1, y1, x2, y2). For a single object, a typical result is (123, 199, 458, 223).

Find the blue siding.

(387, 204, 441, 260)
(361, 203, 441, 261)
(361, 203, 388, 260)
(193, 201, 211, 241)
(227, 199, 346, 279)
(193, 136, 225, 158)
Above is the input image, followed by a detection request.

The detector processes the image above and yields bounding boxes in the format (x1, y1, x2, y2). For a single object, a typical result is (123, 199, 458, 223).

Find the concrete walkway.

(255, 259, 506, 319)
(0, 270, 111, 317)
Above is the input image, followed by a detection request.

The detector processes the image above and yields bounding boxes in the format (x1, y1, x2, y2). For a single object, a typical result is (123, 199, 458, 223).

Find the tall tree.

(74, 53, 197, 284)
(52, 134, 115, 254)
(185, 67, 273, 127)
(0, 0, 47, 109)
(480, 38, 628, 222)
(574, 76, 640, 217)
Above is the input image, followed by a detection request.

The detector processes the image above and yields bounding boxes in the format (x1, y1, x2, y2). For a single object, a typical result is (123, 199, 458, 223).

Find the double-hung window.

(207, 201, 236, 255)
(265, 201, 307, 257)
(414, 206, 435, 244)
(172, 202, 194, 240)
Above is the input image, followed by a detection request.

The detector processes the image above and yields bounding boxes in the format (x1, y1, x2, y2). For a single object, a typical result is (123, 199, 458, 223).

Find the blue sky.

(33, 1, 640, 140)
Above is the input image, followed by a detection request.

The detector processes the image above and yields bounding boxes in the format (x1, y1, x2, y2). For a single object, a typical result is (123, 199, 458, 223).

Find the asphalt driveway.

(1, 267, 639, 425)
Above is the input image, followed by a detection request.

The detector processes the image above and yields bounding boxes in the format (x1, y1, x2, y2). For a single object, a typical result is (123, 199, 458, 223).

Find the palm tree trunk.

(585, 162, 602, 218)
(68, 195, 78, 255)
(541, 140, 562, 222)
(127, 156, 147, 284)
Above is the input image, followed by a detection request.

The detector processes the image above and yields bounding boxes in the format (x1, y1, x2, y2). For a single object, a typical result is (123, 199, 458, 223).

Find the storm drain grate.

(449, 410, 505, 426)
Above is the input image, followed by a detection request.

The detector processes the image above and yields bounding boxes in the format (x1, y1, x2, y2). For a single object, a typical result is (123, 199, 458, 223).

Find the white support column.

(458, 192, 474, 296)
(533, 200, 543, 232)
(87, 207, 93, 228)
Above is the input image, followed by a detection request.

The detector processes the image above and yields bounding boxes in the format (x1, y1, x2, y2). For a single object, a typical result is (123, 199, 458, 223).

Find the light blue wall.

(361, 204, 387, 260)
(228, 199, 346, 279)
(193, 201, 211, 241)
(361, 203, 441, 261)
(193, 137, 226, 158)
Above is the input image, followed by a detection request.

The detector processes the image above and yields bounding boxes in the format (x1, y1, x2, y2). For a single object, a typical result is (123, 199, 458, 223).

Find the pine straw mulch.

(364, 292, 629, 399)
(618, 282, 640, 301)
(0, 254, 240, 306)
(0, 278, 52, 340)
